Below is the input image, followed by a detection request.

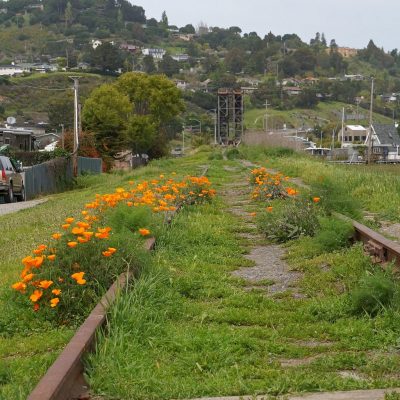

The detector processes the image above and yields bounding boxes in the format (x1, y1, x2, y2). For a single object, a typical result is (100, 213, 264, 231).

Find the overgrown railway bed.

(6, 151, 400, 400)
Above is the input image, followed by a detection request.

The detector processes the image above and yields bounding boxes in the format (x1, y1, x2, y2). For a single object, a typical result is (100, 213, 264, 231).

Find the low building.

(142, 48, 166, 59)
(0, 127, 35, 151)
(339, 125, 368, 147)
(120, 43, 141, 53)
(171, 54, 189, 62)
(0, 65, 27, 76)
(371, 124, 400, 161)
(283, 86, 302, 96)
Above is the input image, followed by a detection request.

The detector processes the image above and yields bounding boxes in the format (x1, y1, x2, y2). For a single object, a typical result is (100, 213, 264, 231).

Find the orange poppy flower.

(52, 233, 62, 240)
(138, 228, 150, 236)
(72, 227, 85, 235)
(23, 273, 35, 283)
(65, 217, 74, 224)
(47, 254, 56, 261)
(52, 289, 61, 296)
(50, 298, 60, 308)
(102, 251, 112, 257)
(30, 289, 43, 302)
(67, 241, 78, 248)
(62, 224, 71, 230)
(78, 236, 89, 244)
(12, 281, 27, 292)
(266, 206, 273, 212)
(39, 280, 53, 289)
(313, 197, 321, 203)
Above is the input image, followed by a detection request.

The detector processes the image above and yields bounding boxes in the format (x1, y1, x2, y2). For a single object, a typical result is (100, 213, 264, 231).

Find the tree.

(83, 73, 185, 159)
(90, 42, 121, 72)
(64, 1, 73, 27)
(224, 48, 246, 74)
(48, 93, 74, 130)
(142, 55, 156, 74)
(160, 10, 168, 27)
(158, 55, 179, 77)
(82, 84, 131, 157)
(179, 24, 195, 34)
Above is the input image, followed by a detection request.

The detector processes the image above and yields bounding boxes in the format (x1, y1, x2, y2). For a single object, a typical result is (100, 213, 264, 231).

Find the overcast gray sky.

(135, 0, 398, 51)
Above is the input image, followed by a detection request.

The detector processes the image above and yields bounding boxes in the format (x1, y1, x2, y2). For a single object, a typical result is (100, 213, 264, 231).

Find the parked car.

(0, 155, 25, 203)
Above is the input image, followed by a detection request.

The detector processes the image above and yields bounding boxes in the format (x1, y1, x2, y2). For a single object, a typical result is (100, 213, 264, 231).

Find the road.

(0, 199, 48, 216)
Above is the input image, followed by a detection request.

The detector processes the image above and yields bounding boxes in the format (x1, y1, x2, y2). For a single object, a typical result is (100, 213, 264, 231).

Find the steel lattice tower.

(217, 89, 243, 145)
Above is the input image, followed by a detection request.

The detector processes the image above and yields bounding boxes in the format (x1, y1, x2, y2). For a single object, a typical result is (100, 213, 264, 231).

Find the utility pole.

(69, 76, 80, 176)
(367, 77, 374, 165)
(60, 123, 65, 149)
(341, 107, 345, 148)
(264, 100, 271, 133)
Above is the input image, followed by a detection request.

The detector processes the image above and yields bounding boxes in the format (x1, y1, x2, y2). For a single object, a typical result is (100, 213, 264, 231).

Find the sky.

(135, 0, 399, 51)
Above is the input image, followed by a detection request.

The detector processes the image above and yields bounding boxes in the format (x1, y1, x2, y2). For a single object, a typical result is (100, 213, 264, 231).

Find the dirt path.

(221, 173, 303, 299)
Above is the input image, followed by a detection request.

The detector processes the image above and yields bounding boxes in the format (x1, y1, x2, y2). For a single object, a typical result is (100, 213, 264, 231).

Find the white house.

(0, 65, 28, 76)
(171, 54, 189, 62)
(339, 125, 368, 147)
(142, 48, 166, 60)
(91, 40, 102, 49)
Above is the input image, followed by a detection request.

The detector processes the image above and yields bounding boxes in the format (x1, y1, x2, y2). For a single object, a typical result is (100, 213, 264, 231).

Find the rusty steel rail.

(335, 213, 400, 266)
(28, 237, 156, 400)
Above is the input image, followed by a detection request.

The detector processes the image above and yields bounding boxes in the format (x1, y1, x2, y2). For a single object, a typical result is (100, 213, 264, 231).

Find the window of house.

(354, 136, 360, 141)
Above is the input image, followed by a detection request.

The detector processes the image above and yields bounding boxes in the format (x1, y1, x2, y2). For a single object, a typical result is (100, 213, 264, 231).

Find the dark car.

(0, 155, 25, 203)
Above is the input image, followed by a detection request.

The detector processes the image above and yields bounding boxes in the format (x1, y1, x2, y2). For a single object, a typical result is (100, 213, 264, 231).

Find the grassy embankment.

(0, 151, 209, 400)
(85, 148, 400, 399)
(245, 101, 393, 131)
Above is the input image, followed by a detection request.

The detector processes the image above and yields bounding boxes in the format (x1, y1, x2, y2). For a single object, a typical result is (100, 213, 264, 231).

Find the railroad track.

(27, 163, 400, 400)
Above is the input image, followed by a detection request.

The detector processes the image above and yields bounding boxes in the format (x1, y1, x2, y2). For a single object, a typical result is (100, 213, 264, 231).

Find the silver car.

(0, 155, 25, 203)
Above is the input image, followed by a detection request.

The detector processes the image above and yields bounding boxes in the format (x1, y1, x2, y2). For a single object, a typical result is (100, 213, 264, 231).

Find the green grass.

(244, 100, 392, 131)
(86, 158, 400, 399)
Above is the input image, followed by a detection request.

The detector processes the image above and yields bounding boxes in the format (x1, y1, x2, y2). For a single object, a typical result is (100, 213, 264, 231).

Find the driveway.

(0, 199, 48, 216)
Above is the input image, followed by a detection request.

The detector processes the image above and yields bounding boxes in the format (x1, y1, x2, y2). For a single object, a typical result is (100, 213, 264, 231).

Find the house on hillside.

(141, 48, 166, 59)
(339, 125, 368, 147)
(171, 54, 189, 62)
(120, 43, 141, 53)
(370, 124, 400, 161)
(0, 65, 28, 76)
(283, 86, 302, 96)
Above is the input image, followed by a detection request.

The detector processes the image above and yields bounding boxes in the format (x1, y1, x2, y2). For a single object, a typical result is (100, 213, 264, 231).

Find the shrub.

(314, 217, 354, 253)
(350, 270, 397, 317)
(208, 151, 223, 160)
(258, 198, 320, 243)
(226, 148, 242, 160)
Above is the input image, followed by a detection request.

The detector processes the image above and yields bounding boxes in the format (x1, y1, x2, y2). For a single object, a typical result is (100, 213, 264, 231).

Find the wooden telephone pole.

(367, 77, 374, 164)
(69, 76, 80, 176)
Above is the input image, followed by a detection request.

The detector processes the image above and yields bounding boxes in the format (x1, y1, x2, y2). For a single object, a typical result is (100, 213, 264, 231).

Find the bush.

(208, 151, 223, 160)
(258, 198, 320, 243)
(226, 148, 242, 160)
(350, 270, 397, 317)
(314, 217, 354, 253)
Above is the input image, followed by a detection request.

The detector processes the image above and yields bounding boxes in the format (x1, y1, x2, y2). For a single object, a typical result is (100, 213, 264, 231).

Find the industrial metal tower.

(217, 89, 244, 145)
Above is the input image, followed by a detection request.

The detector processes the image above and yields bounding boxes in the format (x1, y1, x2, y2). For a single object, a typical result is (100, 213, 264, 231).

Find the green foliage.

(258, 198, 320, 243)
(310, 174, 363, 220)
(287, 216, 354, 260)
(350, 270, 398, 317)
(208, 151, 223, 160)
(82, 84, 131, 157)
(263, 147, 295, 158)
(225, 147, 242, 160)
